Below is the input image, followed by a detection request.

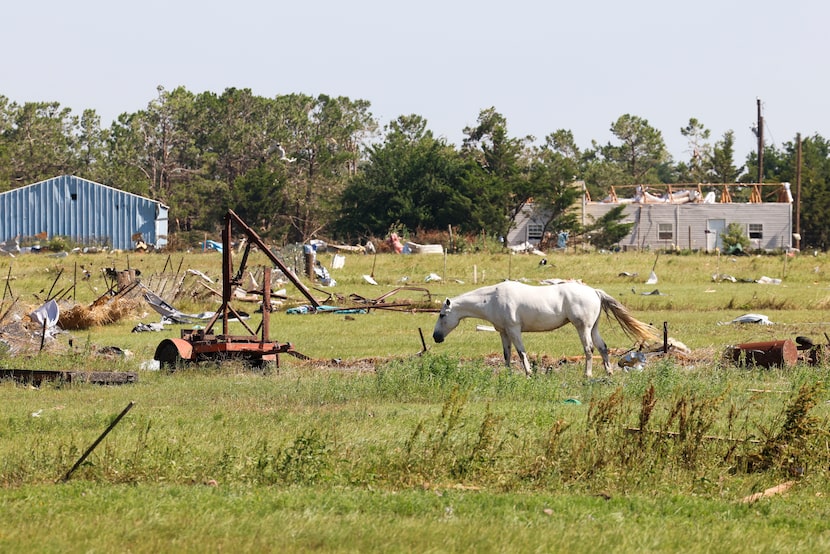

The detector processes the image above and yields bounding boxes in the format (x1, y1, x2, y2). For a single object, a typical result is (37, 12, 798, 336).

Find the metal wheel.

(156, 341, 183, 371)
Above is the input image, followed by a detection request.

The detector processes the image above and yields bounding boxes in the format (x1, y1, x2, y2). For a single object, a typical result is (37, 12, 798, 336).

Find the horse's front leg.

(499, 331, 513, 373)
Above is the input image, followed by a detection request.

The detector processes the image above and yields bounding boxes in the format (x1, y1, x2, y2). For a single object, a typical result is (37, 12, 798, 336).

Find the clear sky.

(3, 0, 827, 164)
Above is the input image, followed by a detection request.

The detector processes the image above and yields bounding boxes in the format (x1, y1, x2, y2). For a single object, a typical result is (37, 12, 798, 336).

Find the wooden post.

(795, 133, 802, 251)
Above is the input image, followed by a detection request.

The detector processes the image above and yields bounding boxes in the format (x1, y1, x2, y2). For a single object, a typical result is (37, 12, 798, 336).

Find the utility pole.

(795, 133, 802, 250)
(756, 98, 764, 184)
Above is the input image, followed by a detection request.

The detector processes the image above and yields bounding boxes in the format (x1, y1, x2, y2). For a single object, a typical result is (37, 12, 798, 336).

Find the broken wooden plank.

(0, 369, 138, 386)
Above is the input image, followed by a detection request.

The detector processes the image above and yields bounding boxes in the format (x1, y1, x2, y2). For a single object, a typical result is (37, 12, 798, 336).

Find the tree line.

(1, 87, 828, 250)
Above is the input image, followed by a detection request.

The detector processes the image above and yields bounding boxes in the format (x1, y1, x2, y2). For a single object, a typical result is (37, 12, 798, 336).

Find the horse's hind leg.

(575, 323, 595, 378)
(592, 323, 612, 375)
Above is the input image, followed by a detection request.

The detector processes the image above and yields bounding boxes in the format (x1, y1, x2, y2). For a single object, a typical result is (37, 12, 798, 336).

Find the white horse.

(432, 280, 658, 378)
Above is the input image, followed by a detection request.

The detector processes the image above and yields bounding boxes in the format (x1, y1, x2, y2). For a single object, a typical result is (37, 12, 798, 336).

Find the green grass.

(3, 483, 830, 553)
(1, 248, 830, 552)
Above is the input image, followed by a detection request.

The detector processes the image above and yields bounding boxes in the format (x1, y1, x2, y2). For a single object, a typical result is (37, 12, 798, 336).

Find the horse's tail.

(596, 289, 659, 342)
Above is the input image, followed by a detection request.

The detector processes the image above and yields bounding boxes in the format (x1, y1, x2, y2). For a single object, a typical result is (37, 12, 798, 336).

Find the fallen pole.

(59, 401, 135, 483)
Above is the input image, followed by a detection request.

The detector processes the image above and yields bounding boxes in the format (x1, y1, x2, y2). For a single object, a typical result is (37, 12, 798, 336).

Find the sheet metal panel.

(0, 175, 168, 250)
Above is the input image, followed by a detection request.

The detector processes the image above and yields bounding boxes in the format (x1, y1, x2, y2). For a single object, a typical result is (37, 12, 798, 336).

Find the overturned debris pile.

(0, 300, 67, 356)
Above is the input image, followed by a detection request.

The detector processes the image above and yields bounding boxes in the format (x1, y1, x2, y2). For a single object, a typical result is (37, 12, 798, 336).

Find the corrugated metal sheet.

(0, 175, 168, 250)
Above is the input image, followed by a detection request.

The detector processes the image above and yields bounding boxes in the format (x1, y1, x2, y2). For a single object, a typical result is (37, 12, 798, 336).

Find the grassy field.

(1, 247, 829, 552)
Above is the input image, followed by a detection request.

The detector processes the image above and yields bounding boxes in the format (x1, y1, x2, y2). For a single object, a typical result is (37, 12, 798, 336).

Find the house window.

(748, 223, 763, 239)
(658, 223, 673, 241)
(527, 223, 544, 241)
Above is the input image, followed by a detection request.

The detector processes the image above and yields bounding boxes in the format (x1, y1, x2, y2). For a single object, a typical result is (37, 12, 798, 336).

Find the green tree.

(2, 101, 80, 186)
(334, 115, 471, 240)
(710, 130, 744, 183)
(759, 134, 830, 250)
(601, 114, 669, 183)
(585, 205, 633, 250)
(796, 135, 830, 249)
(275, 93, 377, 242)
(76, 109, 109, 183)
(720, 222, 750, 253)
(108, 86, 199, 203)
(461, 107, 535, 240)
(680, 117, 711, 183)
(529, 130, 582, 235)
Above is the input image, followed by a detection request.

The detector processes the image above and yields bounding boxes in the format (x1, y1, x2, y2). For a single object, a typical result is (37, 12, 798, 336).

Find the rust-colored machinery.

(154, 210, 318, 369)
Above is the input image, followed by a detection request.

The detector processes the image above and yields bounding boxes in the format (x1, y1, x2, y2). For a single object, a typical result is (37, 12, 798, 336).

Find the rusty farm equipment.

(153, 210, 319, 370)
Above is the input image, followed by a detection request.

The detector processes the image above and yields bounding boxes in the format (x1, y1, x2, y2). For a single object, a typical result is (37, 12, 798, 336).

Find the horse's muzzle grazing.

(433, 332, 444, 343)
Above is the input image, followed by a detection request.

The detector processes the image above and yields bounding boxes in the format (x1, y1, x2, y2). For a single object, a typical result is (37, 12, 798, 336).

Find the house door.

(706, 219, 725, 252)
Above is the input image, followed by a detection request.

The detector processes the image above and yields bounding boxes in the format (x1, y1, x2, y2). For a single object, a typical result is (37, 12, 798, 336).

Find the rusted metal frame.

(368, 286, 432, 304)
(221, 214, 232, 335)
(226, 209, 320, 308)
(363, 304, 439, 313)
(262, 267, 271, 342)
(233, 241, 253, 285)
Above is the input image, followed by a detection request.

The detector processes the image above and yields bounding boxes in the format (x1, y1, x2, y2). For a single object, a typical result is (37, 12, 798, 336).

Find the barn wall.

(0, 175, 168, 250)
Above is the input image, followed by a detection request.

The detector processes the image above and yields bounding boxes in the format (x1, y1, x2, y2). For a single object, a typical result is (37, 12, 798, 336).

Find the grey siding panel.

(0, 175, 168, 250)
(582, 202, 792, 251)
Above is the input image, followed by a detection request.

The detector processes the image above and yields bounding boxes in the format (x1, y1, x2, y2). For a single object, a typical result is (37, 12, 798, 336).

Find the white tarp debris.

(29, 299, 60, 329)
(719, 313, 774, 325)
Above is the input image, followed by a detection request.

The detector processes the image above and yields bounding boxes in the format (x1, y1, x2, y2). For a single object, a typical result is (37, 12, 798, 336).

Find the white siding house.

(509, 183, 794, 252)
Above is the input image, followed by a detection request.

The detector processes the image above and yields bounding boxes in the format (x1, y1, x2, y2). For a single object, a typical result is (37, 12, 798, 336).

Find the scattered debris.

(406, 242, 444, 254)
(0, 236, 20, 257)
(508, 241, 546, 256)
(756, 275, 782, 285)
(132, 320, 169, 333)
(645, 253, 659, 284)
(618, 351, 647, 371)
(720, 313, 773, 325)
(142, 289, 216, 324)
(0, 300, 69, 355)
(186, 268, 214, 283)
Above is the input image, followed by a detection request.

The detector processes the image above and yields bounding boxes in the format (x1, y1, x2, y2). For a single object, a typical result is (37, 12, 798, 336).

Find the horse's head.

(433, 297, 459, 343)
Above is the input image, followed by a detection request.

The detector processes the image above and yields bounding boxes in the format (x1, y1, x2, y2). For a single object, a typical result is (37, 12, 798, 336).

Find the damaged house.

(0, 175, 168, 251)
(509, 182, 794, 252)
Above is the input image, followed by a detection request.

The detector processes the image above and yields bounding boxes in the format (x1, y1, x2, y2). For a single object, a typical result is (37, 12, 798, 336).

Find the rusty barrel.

(730, 339, 798, 368)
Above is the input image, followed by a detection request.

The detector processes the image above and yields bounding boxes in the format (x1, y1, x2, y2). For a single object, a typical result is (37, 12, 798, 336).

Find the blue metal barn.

(0, 175, 168, 250)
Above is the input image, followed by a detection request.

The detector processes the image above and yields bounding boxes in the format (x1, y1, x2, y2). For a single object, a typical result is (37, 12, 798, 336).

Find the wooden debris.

(740, 481, 795, 504)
